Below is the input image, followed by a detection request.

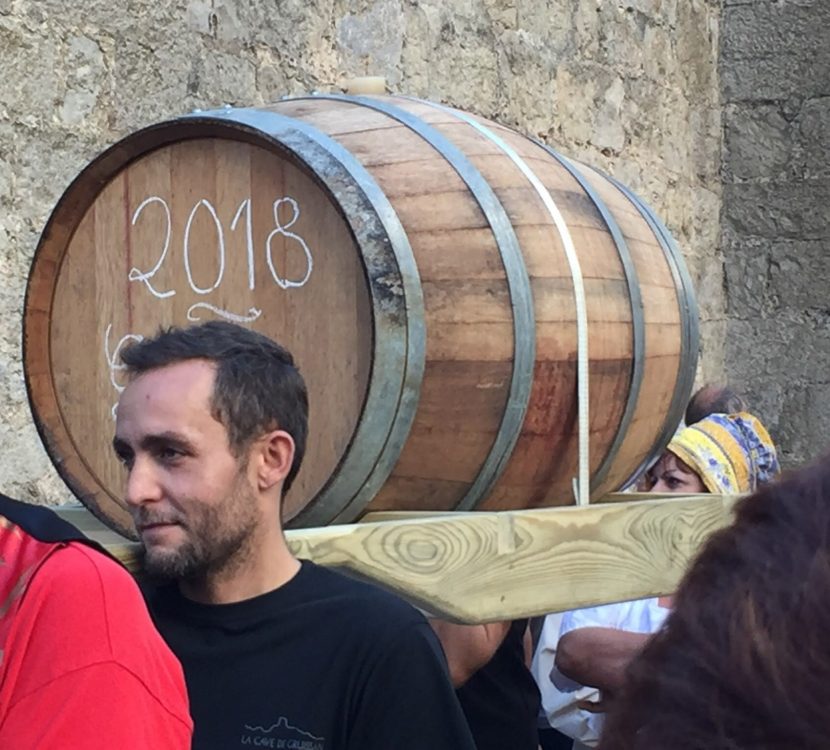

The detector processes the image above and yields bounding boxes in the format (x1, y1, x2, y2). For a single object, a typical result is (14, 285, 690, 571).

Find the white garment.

(533, 599, 670, 749)
(532, 613, 599, 749)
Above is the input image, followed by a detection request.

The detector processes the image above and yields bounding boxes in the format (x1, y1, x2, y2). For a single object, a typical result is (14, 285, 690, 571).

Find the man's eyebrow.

(112, 432, 194, 453)
(141, 431, 194, 449)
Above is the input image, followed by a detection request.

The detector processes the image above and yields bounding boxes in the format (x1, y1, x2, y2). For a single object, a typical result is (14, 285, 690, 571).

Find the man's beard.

(140, 474, 259, 583)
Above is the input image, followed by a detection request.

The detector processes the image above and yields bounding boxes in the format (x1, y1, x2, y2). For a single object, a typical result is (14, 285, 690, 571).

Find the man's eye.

(157, 447, 183, 462)
(115, 452, 134, 470)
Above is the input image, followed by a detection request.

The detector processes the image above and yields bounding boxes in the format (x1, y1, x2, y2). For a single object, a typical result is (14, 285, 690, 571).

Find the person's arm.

(555, 627, 652, 693)
(0, 662, 192, 748)
(430, 619, 511, 687)
(348, 620, 477, 750)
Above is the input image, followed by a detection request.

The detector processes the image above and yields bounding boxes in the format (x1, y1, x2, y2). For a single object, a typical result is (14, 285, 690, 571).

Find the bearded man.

(112, 321, 475, 750)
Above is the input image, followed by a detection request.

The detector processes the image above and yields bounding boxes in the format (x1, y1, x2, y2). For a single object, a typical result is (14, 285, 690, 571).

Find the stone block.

(516, 0, 573, 51)
(0, 23, 63, 125)
(11, 123, 102, 205)
(485, 0, 518, 29)
(58, 35, 108, 128)
(696, 318, 728, 386)
(676, 0, 719, 93)
(686, 251, 726, 321)
(800, 97, 830, 178)
(722, 2, 829, 61)
(254, 47, 292, 104)
(721, 234, 770, 317)
(594, 4, 648, 74)
(723, 0, 821, 5)
(571, 0, 601, 59)
(777, 382, 830, 465)
(111, 35, 213, 130)
(642, 23, 677, 82)
(185, 0, 213, 36)
(721, 52, 830, 102)
(723, 103, 796, 182)
(726, 313, 830, 386)
(767, 239, 830, 312)
(553, 62, 600, 147)
(592, 75, 626, 153)
(336, 0, 405, 74)
(722, 180, 830, 241)
(493, 32, 559, 137)
(690, 184, 722, 251)
(198, 53, 258, 106)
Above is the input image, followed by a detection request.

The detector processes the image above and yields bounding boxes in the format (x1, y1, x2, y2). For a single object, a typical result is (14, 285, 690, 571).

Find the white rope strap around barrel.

(438, 111, 591, 506)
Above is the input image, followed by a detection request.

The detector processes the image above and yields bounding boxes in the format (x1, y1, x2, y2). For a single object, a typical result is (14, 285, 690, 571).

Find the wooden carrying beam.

(63, 494, 740, 623)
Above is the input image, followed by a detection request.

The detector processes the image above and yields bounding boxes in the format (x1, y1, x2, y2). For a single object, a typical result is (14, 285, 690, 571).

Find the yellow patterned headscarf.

(667, 412, 780, 494)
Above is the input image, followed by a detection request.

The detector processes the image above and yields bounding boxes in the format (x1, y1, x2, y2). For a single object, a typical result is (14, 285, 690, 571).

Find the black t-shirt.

(145, 561, 476, 750)
(456, 619, 542, 750)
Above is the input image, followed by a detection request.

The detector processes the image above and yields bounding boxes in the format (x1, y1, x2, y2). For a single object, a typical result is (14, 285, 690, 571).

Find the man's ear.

(253, 430, 295, 492)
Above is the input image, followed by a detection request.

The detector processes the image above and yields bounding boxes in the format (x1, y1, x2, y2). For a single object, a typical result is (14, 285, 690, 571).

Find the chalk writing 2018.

(128, 194, 314, 300)
(106, 193, 311, 418)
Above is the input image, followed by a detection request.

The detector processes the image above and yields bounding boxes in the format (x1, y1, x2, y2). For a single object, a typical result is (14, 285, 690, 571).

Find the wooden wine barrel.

(24, 95, 698, 538)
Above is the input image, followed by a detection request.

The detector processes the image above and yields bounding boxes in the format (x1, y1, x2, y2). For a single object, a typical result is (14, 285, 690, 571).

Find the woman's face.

(647, 452, 707, 494)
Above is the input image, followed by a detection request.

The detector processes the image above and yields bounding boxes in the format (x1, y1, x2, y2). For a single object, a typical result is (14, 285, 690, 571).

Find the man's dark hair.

(685, 384, 747, 426)
(120, 321, 308, 493)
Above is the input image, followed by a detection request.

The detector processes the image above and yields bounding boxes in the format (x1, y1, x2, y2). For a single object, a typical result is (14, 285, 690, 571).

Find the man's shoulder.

(299, 562, 424, 627)
(26, 543, 156, 653)
(30, 542, 137, 605)
(142, 562, 427, 640)
(12, 542, 182, 678)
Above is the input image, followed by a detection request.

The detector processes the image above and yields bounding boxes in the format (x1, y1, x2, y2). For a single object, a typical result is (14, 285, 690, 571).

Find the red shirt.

(0, 521, 192, 747)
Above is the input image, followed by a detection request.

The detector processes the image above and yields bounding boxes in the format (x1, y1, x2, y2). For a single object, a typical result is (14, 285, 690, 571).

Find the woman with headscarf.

(647, 411, 779, 496)
(544, 412, 779, 749)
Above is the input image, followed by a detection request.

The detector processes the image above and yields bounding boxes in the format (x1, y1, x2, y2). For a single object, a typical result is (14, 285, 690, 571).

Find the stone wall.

(720, 0, 830, 466)
(0, 0, 722, 504)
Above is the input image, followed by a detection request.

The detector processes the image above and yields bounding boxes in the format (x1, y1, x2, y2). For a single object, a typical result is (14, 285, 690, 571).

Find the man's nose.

(124, 458, 163, 508)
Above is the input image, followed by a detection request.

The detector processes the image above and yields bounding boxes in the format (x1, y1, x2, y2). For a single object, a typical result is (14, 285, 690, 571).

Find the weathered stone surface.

(800, 97, 830, 179)
(721, 52, 830, 102)
(721, 234, 771, 317)
(726, 313, 830, 388)
(337, 0, 404, 78)
(777, 382, 830, 466)
(1, 0, 722, 504)
(722, 2, 829, 61)
(724, 309, 830, 463)
(723, 103, 797, 182)
(676, 0, 720, 94)
(722, 180, 830, 241)
(696, 318, 729, 387)
(767, 239, 830, 313)
(719, 0, 828, 468)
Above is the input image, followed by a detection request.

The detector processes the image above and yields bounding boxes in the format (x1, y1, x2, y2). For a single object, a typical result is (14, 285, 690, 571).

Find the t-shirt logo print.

(241, 718, 325, 749)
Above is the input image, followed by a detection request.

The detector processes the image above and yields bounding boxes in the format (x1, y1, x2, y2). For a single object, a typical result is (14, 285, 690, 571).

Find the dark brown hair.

(121, 321, 308, 493)
(685, 384, 747, 425)
(600, 456, 830, 750)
